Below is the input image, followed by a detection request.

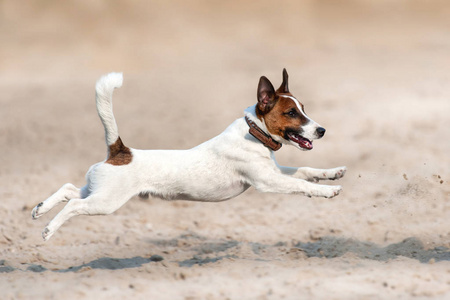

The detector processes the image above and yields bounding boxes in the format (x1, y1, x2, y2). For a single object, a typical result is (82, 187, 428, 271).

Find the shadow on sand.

(4, 235, 449, 273)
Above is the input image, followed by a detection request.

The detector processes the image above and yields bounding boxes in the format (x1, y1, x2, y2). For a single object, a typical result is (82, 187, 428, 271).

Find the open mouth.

(287, 132, 313, 150)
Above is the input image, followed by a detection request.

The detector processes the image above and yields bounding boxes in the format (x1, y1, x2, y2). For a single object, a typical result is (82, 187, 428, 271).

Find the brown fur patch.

(106, 137, 132, 165)
(263, 94, 308, 138)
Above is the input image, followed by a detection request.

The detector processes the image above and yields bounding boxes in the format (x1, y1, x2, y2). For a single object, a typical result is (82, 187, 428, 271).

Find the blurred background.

(2, 0, 450, 85)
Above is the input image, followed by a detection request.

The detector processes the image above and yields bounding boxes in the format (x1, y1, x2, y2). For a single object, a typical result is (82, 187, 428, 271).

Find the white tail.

(95, 72, 123, 146)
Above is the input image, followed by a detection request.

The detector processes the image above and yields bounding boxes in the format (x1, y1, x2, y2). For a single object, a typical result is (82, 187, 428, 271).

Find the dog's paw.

(326, 185, 342, 198)
(306, 185, 342, 198)
(42, 226, 55, 241)
(316, 185, 342, 198)
(31, 202, 44, 219)
(330, 166, 346, 180)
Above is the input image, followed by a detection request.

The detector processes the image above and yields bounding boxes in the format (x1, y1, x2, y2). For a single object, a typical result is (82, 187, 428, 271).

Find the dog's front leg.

(278, 166, 346, 182)
(246, 170, 342, 198)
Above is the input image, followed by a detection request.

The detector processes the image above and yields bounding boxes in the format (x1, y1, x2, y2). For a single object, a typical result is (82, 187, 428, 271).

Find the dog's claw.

(324, 185, 342, 198)
(332, 186, 342, 197)
(331, 166, 347, 180)
(31, 203, 43, 219)
(42, 227, 53, 241)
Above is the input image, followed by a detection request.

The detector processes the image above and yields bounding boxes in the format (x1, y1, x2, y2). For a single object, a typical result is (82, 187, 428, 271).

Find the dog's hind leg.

(41, 191, 132, 241)
(278, 166, 347, 182)
(31, 183, 82, 219)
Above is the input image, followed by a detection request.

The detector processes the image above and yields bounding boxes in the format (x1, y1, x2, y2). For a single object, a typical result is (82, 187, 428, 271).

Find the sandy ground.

(1, 1, 449, 299)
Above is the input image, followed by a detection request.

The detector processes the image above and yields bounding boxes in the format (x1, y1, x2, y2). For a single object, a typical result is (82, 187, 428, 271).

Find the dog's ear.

(277, 68, 289, 93)
(257, 76, 276, 114)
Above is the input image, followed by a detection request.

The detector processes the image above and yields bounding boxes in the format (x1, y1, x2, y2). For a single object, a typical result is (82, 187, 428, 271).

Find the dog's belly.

(153, 180, 251, 202)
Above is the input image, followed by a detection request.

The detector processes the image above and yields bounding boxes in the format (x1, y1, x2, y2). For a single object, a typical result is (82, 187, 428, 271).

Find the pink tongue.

(298, 139, 313, 150)
(290, 133, 313, 149)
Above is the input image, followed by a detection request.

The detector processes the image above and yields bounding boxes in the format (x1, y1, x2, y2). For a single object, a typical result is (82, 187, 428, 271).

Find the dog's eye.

(286, 110, 298, 118)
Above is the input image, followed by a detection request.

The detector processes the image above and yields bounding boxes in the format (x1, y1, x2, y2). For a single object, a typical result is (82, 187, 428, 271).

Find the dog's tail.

(95, 72, 123, 147)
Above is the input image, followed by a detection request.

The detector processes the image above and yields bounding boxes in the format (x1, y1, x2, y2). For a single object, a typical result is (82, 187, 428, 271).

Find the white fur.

(32, 73, 346, 241)
(95, 72, 123, 146)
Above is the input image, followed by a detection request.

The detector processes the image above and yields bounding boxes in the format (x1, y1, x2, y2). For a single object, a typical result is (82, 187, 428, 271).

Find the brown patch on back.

(106, 137, 133, 165)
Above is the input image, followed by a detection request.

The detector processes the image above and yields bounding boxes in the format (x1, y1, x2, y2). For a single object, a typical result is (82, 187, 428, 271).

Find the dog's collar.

(245, 116, 282, 151)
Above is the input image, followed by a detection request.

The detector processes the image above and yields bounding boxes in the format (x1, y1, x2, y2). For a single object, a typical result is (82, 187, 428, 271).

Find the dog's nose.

(316, 127, 326, 138)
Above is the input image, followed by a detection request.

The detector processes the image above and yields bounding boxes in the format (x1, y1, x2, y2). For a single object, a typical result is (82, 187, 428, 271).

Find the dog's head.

(256, 69, 325, 151)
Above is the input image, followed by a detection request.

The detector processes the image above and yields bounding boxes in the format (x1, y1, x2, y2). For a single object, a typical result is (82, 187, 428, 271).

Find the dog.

(32, 69, 346, 241)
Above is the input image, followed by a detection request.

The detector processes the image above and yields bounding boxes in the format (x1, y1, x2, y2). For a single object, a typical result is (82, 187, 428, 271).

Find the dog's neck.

(244, 105, 266, 129)
(244, 105, 282, 151)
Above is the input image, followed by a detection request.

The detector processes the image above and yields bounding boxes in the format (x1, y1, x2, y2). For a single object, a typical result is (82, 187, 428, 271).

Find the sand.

(1, 1, 449, 299)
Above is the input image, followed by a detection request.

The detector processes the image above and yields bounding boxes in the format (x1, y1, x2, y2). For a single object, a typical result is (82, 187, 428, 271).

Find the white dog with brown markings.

(32, 69, 346, 241)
